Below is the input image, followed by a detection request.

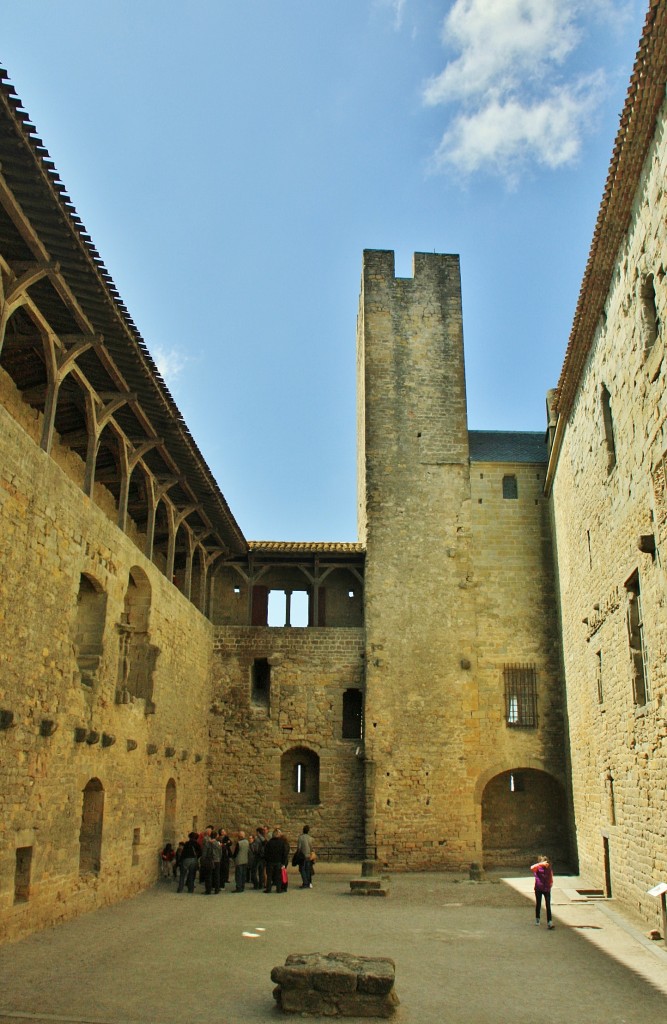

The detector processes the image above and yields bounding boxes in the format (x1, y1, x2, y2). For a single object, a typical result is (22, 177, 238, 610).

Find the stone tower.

(357, 250, 480, 867)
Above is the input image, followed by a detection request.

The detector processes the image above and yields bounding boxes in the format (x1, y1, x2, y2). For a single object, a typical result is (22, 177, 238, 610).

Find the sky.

(2, 0, 650, 542)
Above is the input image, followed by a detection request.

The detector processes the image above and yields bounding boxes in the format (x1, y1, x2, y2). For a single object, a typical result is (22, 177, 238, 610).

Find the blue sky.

(2, 0, 649, 541)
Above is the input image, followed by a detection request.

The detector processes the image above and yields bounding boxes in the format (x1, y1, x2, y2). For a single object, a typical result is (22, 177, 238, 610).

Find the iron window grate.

(504, 664, 538, 728)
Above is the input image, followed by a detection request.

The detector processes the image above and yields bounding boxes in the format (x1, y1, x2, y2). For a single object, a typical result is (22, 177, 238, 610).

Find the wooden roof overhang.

(221, 541, 365, 589)
(0, 67, 247, 565)
(545, 0, 667, 492)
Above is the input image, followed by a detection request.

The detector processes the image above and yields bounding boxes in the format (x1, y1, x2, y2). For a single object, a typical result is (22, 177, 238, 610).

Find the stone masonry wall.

(550, 93, 667, 931)
(0, 370, 213, 943)
(357, 251, 567, 869)
(208, 626, 365, 858)
(358, 251, 480, 868)
(470, 460, 568, 865)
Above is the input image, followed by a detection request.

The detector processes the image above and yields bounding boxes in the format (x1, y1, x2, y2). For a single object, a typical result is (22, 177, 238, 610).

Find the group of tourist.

(160, 824, 316, 894)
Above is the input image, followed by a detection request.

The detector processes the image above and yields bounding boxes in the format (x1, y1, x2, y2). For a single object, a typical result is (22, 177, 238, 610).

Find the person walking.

(231, 831, 250, 892)
(295, 825, 315, 888)
(531, 855, 555, 929)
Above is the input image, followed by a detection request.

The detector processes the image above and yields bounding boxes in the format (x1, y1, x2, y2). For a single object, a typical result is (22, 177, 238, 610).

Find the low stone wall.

(271, 952, 399, 1017)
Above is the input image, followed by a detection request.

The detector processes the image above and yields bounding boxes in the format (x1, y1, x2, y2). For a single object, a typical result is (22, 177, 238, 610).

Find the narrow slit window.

(132, 827, 141, 866)
(601, 384, 616, 472)
(596, 650, 603, 704)
(626, 572, 649, 706)
(640, 273, 659, 355)
(509, 772, 524, 793)
(342, 688, 363, 739)
(14, 846, 32, 903)
(251, 658, 271, 709)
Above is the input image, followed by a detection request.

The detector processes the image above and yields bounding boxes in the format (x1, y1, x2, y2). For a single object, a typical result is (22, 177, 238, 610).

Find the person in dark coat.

(177, 832, 201, 893)
(218, 828, 232, 888)
(264, 828, 290, 892)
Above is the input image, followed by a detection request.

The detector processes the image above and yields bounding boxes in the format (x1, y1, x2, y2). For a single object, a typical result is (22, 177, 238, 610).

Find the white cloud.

(431, 72, 605, 181)
(152, 345, 188, 389)
(377, 0, 407, 31)
(424, 0, 579, 105)
(423, 0, 612, 181)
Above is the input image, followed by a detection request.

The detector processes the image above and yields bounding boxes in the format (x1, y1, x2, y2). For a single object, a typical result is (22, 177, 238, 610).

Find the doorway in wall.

(603, 835, 612, 898)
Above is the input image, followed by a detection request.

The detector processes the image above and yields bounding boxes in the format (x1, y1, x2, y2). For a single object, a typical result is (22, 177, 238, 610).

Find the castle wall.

(550, 92, 667, 929)
(207, 626, 365, 858)
(0, 370, 212, 943)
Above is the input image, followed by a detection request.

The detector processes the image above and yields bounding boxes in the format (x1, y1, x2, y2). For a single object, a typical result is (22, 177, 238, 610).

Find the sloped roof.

(248, 541, 364, 555)
(554, 0, 667, 419)
(469, 430, 548, 464)
(0, 66, 247, 556)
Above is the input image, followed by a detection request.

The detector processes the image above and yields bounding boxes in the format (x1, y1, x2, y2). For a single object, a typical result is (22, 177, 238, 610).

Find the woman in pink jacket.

(531, 855, 554, 929)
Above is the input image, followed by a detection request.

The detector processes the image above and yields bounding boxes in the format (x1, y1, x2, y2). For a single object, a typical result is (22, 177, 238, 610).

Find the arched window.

(79, 778, 104, 875)
(74, 574, 107, 688)
(281, 747, 320, 805)
(117, 567, 158, 703)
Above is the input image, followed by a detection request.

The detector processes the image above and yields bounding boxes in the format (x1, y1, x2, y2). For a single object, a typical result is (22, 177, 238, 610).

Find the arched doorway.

(163, 778, 177, 844)
(79, 778, 104, 875)
(481, 768, 568, 869)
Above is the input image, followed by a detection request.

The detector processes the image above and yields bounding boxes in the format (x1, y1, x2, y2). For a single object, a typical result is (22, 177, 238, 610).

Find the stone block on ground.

(272, 952, 399, 1017)
(350, 877, 390, 896)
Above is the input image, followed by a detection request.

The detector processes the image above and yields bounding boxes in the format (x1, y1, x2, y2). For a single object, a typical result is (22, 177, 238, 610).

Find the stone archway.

(481, 768, 568, 869)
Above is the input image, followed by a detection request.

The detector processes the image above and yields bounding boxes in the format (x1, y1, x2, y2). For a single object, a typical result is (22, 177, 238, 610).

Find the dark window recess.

(14, 846, 32, 903)
(280, 747, 320, 805)
(596, 650, 604, 704)
(132, 827, 140, 867)
(640, 273, 659, 354)
(252, 658, 271, 708)
(509, 772, 524, 793)
(79, 778, 104, 875)
(342, 688, 363, 739)
(626, 572, 649, 706)
(601, 384, 616, 472)
(75, 574, 106, 687)
(502, 475, 518, 499)
(504, 664, 538, 728)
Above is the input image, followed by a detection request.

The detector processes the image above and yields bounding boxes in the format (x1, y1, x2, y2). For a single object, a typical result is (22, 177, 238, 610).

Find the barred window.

(503, 664, 538, 728)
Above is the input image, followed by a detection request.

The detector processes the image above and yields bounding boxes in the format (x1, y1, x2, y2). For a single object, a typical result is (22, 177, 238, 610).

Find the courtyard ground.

(0, 867, 666, 1024)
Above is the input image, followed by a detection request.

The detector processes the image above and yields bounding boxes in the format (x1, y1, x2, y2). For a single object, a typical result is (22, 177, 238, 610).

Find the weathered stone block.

(272, 952, 398, 1017)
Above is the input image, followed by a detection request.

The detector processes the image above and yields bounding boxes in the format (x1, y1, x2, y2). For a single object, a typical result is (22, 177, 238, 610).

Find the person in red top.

(531, 855, 554, 929)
